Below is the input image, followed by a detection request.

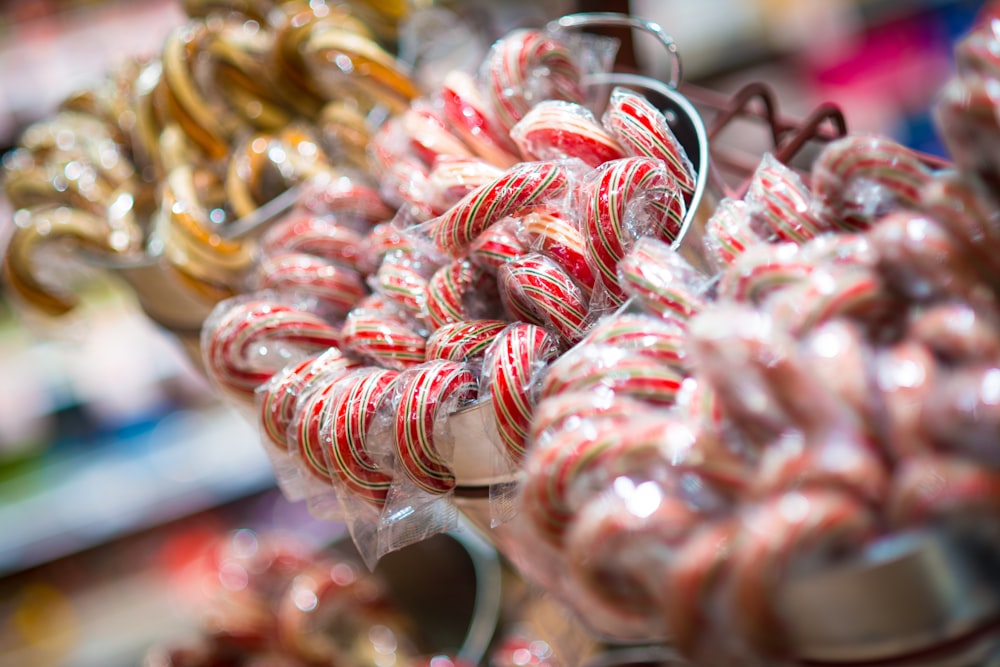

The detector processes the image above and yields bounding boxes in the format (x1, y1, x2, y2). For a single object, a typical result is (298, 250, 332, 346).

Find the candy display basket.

(5, 4, 1000, 667)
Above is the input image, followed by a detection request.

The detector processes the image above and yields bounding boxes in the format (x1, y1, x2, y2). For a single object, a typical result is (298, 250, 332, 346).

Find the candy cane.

(259, 349, 360, 452)
(484, 28, 584, 132)
(401, 102, 473, 166)
(341, 311, 426, 370)
(887, 454, 1000, 528)
(702, 198, 761, 268)
(603, 86, 696, 200)
(874, 340, 938, 461)
(765, 266, 892, 338)
(255, 252, 368, 318)
(326, 369, 400, 506)
(745, 154, 821, 243)
(529, 391, 653, 448)
(498, 254, 589, 345)
(581, 313, 687, 370)
(540, 346, 686, 408)
(425, 319, 508, 362)
(581, 157, 681, 297)
(520, 205, 596, 296)
(393, 360, 479, 494)
(510, 100, 625, 168)
(566, 489, 697, 637)
(204, 299, 341, 400)
(439, 70, 520, 168)
(469, 217, 527, 272)
(727, 489, 878, 658)
(617, 237, 706, 323)
(373, 254, 433, 319)
(430, 161, 571, 257)
(716, 242, 814, 305)
(909, 302, 1000, 365)
(427, 156, 504, 213)
(486, 323, 560, 463)
(811, 135, 931, 231)
(425, 259, 494, 329)
(259, 213, 367, 272)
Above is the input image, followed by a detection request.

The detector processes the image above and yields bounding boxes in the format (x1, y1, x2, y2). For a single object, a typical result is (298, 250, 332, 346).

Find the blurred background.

(0, 0, 987, 665)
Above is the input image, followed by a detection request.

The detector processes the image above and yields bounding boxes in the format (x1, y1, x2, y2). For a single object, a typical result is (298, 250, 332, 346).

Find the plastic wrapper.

(423, 159, 576, 258)
(933, 73, 1000, 194)
(540, 343, 686, 409)
(371, 247, 443, 322)
(425, 319, 508, 363)
(887, 454, 1000, 530)
(259, 211, 369, 274)
(715, 241, 814, 305)
(295, 172, 396, 228)
(510, 100, 625, 168)
(579, 311, 688, 371)
(616, 237, 709, 323)
(810, 135, 932, 232)
(743, 153, 822, 244)
(401, 99, 475, 168)
(438, 69, 521, 169)
(371, 359, 479, 558)
(364, 221, 416, 276)
(201, 290, 342, 405)
(578, 157, 685, 300)
(498, 253, 590, 346)
(518, 205, 597, 297)
(427, 155, 505, 214)
(253, 251, 369, 320)
(257, 348, 362, 502)
(341, 305, 427, 371)
(469, 216, 528, 273)
(425, 258, 504, 328)
(318, 367, 401, 569)
(602, 86, 697, 203)
(369, 116, 439, 219)
(701, 198, 762, 270)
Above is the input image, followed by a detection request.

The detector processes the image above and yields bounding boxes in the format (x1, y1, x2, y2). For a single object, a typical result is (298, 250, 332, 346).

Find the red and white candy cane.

(581, 313, 687, 370)
(727, 489, 879, 659)
(580, 157, 681, 297)
(566, 487, 698, 637)
(702, 198, 761, 269)
(259, 214, 367, 273)
(875, 340, 938, 461)
(922, 364, 1000, 467)
(662, 519, 737, 662)
(430, 160, 571, 257)
(259, 349, 360, 452)
(439, 70, 520, 168)
(204, 298, 341, 401)
(498, 253, 589, 345)
(292, 374, 356, 482)
(520, 205, 596, 296)
(540, 345, 686, 407)
(529, 390, 653, 448)
(765, 265, 893, 339)
(715, 242, 814, 305)
(617, 237, 706, 323)
(326, 368, 400, 506)
(426, 258, 494, 329)
(401, 102, 473, 167)
(909, 301, 1000, 366)
(301, 174, 395, 228)
(510, 100, 625, 168)
(393, 360, 479, 495)
(745, 154, 822, 244)
(869, 211, 993, 311)
(887, 454, 1000, 529)
(603, 86, 696, 200)
(484, 28, 584, 132)
(934, 75, 1000, 194)
(425, 319, 508, 362)
(364, 222, 414, 275)
(921, 171, 1000, 291)
(255, 252, 368, 319)
(469, 217, 527, 273)
(427, 156, 504, 213)
(811, 135, 931, 232)
(373, 253, 435, 319)
(521, 416, 676, 545)
(485, 323, 560, 463)
(341, 311, 426, 370)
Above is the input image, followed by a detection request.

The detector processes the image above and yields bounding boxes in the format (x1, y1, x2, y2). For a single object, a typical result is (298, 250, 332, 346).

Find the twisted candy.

(430, 161, 571, 257)
(393, 360, 479, 494)
(499, 254, 589, 345)
(341, 310, 426, 370)
(511, 100, 624, 168)
(485, 323, 560, 462)
(204, 298, 341, 400)
(255, 252, 368, 318)
(425, 319, 508, 362)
